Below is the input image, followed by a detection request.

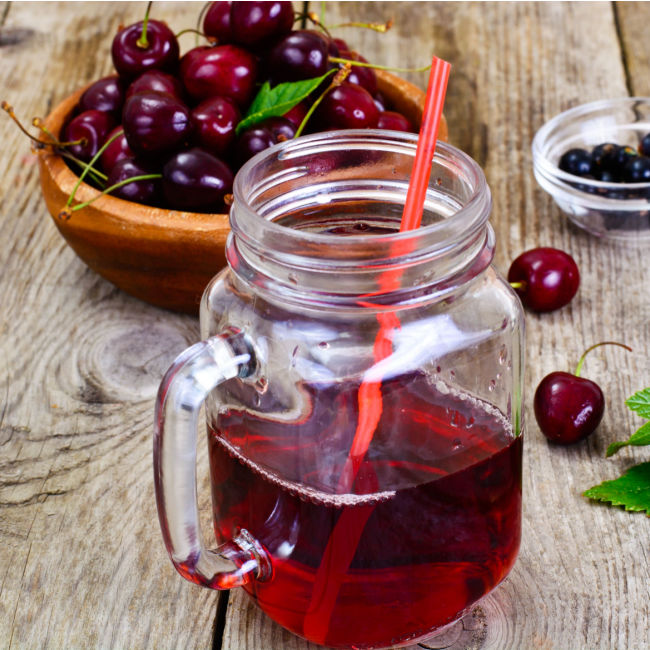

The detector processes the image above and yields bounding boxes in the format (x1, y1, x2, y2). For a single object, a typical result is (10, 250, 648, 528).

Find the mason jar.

(154, 130, 525, 649)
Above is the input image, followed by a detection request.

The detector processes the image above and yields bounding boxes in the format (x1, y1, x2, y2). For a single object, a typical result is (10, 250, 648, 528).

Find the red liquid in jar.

(208, 371, 522, 649)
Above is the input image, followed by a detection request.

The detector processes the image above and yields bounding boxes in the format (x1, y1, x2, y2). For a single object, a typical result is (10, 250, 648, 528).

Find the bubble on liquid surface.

(488, 379, 496, 392)
(452, 438, 463, 451)
(318, 341, 329, 349)
(215, 434, 396, 507)
(255, 377, 268, 394)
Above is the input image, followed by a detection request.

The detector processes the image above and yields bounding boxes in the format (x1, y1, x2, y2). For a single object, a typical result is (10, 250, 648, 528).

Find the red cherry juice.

(208, 370, 522, 649)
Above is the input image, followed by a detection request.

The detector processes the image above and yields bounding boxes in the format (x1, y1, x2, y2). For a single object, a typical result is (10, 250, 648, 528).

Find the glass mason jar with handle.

(154, 130, 525, 649)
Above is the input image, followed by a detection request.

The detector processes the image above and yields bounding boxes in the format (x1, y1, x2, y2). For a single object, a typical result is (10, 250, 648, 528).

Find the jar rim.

(231, 129, 491, 253)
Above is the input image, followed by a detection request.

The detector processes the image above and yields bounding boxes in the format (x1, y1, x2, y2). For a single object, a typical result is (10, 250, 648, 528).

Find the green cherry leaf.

(235, 70, 336, 135)
(583, 461, 650, 515)
(625, 387, 650, 419)
(606, 421, 650, 457)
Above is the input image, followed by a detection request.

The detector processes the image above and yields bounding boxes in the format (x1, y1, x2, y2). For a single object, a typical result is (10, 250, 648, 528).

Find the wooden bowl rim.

(39, 70, 429, 234)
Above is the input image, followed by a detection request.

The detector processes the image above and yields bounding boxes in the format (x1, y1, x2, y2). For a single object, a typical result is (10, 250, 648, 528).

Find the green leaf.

(606, 421, 650, 457)
(236, 71, 335, 135)
(625, 387, 650, 419)
(583, 461, 650, 514)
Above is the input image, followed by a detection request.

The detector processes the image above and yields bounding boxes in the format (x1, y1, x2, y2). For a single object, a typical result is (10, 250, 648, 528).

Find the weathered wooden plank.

(1, 2, 649, 650)
(615, 1, 650, 96)
(0, 3, 222, 649)
(218, 3, 650, 649)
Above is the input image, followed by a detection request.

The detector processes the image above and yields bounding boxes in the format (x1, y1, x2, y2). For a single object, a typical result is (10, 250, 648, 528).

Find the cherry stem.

(59, 173, 162, 219)
(302, 10, 333, 39)
(30, 117, 108, 184)
(2, 101, 86, 149)
(327, 18, 394, 33)
(329, 56, 431, 73)
(136, 1, 153, 49)
(294, 65, 349, 139)
(65, 129, 124, 208)
(196, 1, 211, 46)
(58, 151, 108, 185)
(175, 28, 211, 41)
(32, 117, 57, 143)
(574, 341, 632, 378)
(509, 280, 526, 290)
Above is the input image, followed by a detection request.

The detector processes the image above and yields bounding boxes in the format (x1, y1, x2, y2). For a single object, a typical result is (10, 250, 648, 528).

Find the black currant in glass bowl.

(532, 97, 650, 241)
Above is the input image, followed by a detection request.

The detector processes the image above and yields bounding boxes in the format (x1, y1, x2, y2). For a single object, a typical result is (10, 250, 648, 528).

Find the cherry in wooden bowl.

(37, 71, 443, 314)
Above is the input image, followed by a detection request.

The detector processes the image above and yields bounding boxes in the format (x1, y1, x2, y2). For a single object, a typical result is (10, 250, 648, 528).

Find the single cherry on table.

(508, 247, 580, 312)
(534, 341, 632, 445)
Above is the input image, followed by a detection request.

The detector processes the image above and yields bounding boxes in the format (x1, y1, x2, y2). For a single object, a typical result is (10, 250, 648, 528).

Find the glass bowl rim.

(532, 96, 650, 208)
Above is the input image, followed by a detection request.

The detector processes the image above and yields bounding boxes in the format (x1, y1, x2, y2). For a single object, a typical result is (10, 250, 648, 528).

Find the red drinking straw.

(400, 55, 451, 232)
(303, 56, 452, 645)
(341, 55, 452, 485)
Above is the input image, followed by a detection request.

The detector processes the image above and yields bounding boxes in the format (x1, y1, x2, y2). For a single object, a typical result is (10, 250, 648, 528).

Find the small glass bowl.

(532, 97, 650, 241)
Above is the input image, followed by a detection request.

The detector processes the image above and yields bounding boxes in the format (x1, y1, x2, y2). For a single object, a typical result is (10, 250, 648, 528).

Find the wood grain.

(0, 2, 649, 650)
(220, 3, 650, 649)
(0, 3, 219, 649)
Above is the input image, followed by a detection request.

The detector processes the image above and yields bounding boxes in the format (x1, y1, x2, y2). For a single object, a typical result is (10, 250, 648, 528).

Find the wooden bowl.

(38, 71, 445, 314)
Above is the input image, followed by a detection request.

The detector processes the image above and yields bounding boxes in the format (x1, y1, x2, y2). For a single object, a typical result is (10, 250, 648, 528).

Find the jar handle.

(153, 329, 272, 589)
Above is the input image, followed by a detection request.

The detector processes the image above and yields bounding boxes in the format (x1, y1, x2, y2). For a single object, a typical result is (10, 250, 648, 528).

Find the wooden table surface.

(1, 2, 649, 649)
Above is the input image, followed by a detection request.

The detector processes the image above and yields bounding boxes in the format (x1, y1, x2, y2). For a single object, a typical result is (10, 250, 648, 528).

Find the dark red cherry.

(106, 158, 161, 205)
(234, 126, 275, 168)
(191, 96, 240, 156)
(78, 75, 125, 119)
(179, 45, 211, 81)
(111, 19, 179, 79)
(316, 83, 380, 130)
(533, 341, 630, 445)
(268, 30, 329, 84)
(508, 247, 580, 312)
(377, 110, 412, 132)
(181, 44, 258, 107)
(125, 70, 184, 102)
(373, 92, 386, 112)
(534, 372, 604, 445)
(162, 148, 233, 212)
(283, 100, 309, 127)
(340, 51, 378, 96)
(63, 109, 116, 162)
(100, 126, 135, 173)
(203, 1, 233, 42)
(260, 116, 296, 142)
(122, 92, 192, 156)
(331, 37, 350, 52)
(230, 1, 294, 49)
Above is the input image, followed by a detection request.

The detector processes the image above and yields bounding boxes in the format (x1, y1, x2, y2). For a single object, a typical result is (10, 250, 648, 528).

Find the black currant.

(622, 156, 650, 183)
(558, 148, 593, 177)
